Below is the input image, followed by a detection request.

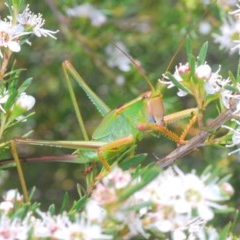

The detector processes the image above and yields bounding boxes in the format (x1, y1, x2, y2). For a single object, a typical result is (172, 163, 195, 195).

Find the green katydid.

(13, 59, 198, 174)
(8, 1, 219, 202)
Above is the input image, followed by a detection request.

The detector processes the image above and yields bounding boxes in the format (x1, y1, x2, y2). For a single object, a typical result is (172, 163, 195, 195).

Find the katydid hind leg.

(63, 61, 110, 117)
(97, 135, 135, 171)
(63, 61, 89, 141)
(15, 137, 135, 170)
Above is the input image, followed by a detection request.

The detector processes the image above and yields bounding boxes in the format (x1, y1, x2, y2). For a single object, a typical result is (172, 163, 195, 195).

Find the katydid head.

(113, 44, 165, 125)
(142, 91, 165, 126)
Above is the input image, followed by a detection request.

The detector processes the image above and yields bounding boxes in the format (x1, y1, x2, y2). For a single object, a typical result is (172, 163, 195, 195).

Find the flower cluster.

(0, 4, 58, 57)
(160, 53, 240, 156)
(92, 166, 233, 239)
(105, 41, 132, 72)
(212, 0, 240, 54)
(104, 41, 133, 85)
(0, 190, 111, 240)
(65, 3, 107, 27)
(160, 61, 232, 109)
(0, 166, 234, 240)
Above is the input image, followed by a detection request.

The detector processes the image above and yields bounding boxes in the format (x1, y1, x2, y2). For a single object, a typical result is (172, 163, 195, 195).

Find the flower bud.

(177, 63, 190, 75)
(11, 92, 35, 119)
(220, 182, 234, 197)
(16, 93, 35, 111)
(0, 190, 23, 213)
(4, 189, 23, 202)
(195, 64, 212, 80)
(0, 201, 14, 212)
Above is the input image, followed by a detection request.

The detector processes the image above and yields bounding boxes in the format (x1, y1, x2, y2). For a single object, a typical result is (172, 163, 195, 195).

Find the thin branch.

(0, 154, 78, 167)
(156, 107, 234, 168)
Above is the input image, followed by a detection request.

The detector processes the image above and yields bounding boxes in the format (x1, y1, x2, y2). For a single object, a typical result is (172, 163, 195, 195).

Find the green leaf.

(219, 223, 231, 240)
(223, 84, 237, 92)
(215, 207, 235, 214)
(186, 36, 192, 63)
(166, 72, 191, 95)
(122, 200, 152, 212)
(236, 58, 240, 83)
(29, 187, 36, 201)
(14, 203, 31, 220)
(18, 78, 33, 93)
(120, 153, 148, 170)
(60, 192, 70, 213)
(189, 54, 196, 83)
(198, 41, 208, 65)
(228, 71, 236, 85)
(118, 166, 160, 202)
(68, 196, 88, 216)
(30, 201, 41, 212)
(48, 204, 56, 215)
(230, 210, 239, 233)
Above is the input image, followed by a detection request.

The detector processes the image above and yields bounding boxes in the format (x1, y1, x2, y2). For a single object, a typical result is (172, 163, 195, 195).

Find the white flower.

(66, 3, 107, 27)
(4, 189, 23, 202)
(220, 83, 240, 112)
(212, 16, 240, 54)
(0, 190, 23, 213)
(17, 5, 59, 39)
(85, 200, 106, 223)
(0, 4, 58, 57)
(34, 210, 112, 240)
(223, 119, 240, 154)
(0, 214, 31, 240)
(92, 181, 117, 205)
(177, 173, 215, 220)
(191, 226, 218, 240)
(198, 21, 212, 35)
(229, 1, 240, 18)
(92, 166, 132, 205)
(203, 66, 230, 95)
(172, 228, 187, 240)
(159, 63, 189, 97)
(115, 75, 125, 85)
(220, 89, 233, 109)
(0, 201, 14, 212)
(102, 166, 132, 189)
(105, 42, 132, 72)
(0, 20, 25, 56)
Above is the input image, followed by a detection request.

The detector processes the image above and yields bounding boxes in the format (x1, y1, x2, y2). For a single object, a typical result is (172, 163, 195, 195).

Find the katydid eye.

(148, 116, 156, 123)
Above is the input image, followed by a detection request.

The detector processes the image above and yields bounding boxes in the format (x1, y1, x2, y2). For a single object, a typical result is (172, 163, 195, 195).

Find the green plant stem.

(10, 141, 29, 202)
(0, 114, 7, 140)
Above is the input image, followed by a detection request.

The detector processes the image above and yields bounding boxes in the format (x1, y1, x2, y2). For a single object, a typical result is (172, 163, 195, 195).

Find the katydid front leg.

(137, 108, 198, 144)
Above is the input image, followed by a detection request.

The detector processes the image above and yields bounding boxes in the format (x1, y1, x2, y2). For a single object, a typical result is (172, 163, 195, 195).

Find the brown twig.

(156, 107, 234, 168)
